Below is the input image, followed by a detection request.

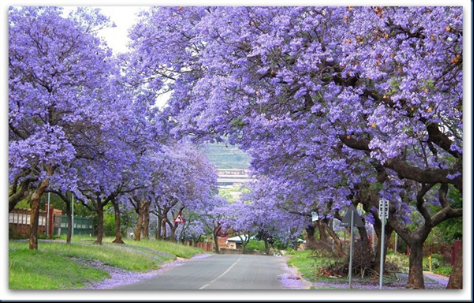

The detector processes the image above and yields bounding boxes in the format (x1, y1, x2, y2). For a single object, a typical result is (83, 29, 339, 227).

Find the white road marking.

(199, 256, 242, 289)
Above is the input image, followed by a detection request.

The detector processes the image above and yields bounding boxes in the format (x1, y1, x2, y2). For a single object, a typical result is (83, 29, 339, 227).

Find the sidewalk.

(423, 270, 449, 287)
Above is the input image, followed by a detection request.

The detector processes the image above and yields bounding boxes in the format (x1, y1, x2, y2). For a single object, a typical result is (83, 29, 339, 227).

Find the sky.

(62, 6, 145, 55)
(1, 0, 473, 302)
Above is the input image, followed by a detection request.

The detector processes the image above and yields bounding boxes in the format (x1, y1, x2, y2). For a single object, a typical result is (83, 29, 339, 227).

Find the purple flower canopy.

(9, 7, 463, 280)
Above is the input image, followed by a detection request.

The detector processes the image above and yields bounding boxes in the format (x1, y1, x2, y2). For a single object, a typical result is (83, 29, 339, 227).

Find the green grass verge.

(9, 237, 207, 289)
(123, 238, 205, 258)
(286, 250, 322, 282)
(433, 266, 452, 276)
(9, 248, 109, 289)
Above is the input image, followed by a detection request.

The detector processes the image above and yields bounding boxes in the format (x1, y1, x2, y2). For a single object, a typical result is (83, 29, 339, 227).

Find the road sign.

(340, 205, 364, 227)
(379, 199, 389, 219)
(174, 213, 185, 224)
(311, 212, 319, 222)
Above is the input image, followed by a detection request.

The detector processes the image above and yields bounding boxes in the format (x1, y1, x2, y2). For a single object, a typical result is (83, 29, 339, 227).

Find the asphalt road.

(114, 254, 290, 290)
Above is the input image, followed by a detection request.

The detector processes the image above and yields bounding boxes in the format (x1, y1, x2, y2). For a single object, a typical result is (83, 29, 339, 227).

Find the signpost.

(174, 213, 185, 224)
(71, 193, 74, 238)
(311, 212, 318, 222)
(341, 205, 364, 288)
(378, 199, 389, 289)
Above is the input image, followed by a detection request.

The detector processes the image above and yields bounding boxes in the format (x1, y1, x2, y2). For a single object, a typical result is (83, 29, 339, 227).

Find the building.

(216, 169, 252, 188)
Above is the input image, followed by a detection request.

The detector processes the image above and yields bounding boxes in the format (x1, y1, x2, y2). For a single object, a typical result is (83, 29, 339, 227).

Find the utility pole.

(71, 193, 74, 238)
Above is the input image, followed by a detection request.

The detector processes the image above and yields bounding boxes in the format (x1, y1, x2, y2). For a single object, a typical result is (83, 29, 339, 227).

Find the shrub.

(245, 240, 265, 252)
(423, 256, 441, 271)
(433, 266, 452, 276)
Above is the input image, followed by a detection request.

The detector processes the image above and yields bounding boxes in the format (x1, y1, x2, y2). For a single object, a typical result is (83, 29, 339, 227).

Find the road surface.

(114, 254, 296, 290)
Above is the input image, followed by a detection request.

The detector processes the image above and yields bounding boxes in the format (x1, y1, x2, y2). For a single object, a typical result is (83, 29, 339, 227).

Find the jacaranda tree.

(129, 6, 463, 289)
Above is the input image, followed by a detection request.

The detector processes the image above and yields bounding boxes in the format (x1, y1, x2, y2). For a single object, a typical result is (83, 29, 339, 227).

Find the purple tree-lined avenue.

(128, 6, 463, 289)
(9, 6, 464, 290)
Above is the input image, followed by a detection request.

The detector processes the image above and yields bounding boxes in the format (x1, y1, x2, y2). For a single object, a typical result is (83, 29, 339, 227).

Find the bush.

(272, 238, 287, 250)
(284, 247, 296, 255)
(433, 266, 452, 276)
(423, 256, 441, 271)
(245, 240, 265, 252)
(386, 251, 409, 268)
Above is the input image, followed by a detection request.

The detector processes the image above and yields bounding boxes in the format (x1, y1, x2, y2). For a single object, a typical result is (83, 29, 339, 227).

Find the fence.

(9, 208, 94, 237)
(196, 242, 213, 251)
(54, 215, 94, 236)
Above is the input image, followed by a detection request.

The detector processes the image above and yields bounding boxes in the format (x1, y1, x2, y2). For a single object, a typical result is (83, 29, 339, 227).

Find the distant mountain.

(200, 142, 251, 169)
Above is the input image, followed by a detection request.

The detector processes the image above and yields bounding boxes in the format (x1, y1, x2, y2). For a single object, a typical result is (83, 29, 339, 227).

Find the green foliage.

(103, 207, 116, 237)
(423, 253, 450, 271)
(245, 240, 265, 252)
(272, 238, 288, 250)
(15, 197, 31, 209)
(386, 251, 409, 268)
(432, 186, 463, 241)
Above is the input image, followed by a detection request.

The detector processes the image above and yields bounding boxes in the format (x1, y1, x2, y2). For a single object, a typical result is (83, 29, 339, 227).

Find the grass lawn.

(9, 248, 109, 289)
(286, 249, 448, 289)
(8, 237, 207, 289)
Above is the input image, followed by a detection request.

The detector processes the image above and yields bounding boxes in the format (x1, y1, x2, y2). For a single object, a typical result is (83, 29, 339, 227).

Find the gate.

(54, 215, 94, 236)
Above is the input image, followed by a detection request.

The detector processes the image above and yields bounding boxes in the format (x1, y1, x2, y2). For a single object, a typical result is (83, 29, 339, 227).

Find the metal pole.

(348, 210, 354, 289)
(379, 207, 385, 289)
(71, 193, 74, 238)
(46, 192, 50, 237)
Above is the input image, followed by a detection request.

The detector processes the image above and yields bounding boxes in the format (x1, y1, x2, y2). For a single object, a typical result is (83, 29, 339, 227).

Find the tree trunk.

(28, 178, 49, 250)
(142, 202, 150, 239)
(240, 234, 250, 254)
(213, 224, 221, 253)
(112, 198, 124, 244)
(156, 215, 164, 240)
(169, 221, 178, 242)
(135, 207, 143, 241)
(324, 222, 344, 258)
(357, 225, 372, 262)
(305, 222, 316, 246)
(447, 241, 462, 289)
(65, 195, 72, 245)
(406, 242, 425, 289)
(94, 205, 105, 245)
(317, 220, 328, 241)
(264, 238, 270, 255)
(161, 218, 167, 239)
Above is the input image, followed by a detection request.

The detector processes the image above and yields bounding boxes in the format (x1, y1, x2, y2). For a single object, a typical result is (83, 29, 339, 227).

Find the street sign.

(379, 199, 389, 219)
(340, 205, 364, 289)
(174, 213, 185, 224)
(311, 212, 319, 222)
(341, 205, 364, 227)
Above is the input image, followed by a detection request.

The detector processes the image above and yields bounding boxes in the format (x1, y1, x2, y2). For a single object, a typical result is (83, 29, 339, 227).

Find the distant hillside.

(201, 142, 251, 169)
